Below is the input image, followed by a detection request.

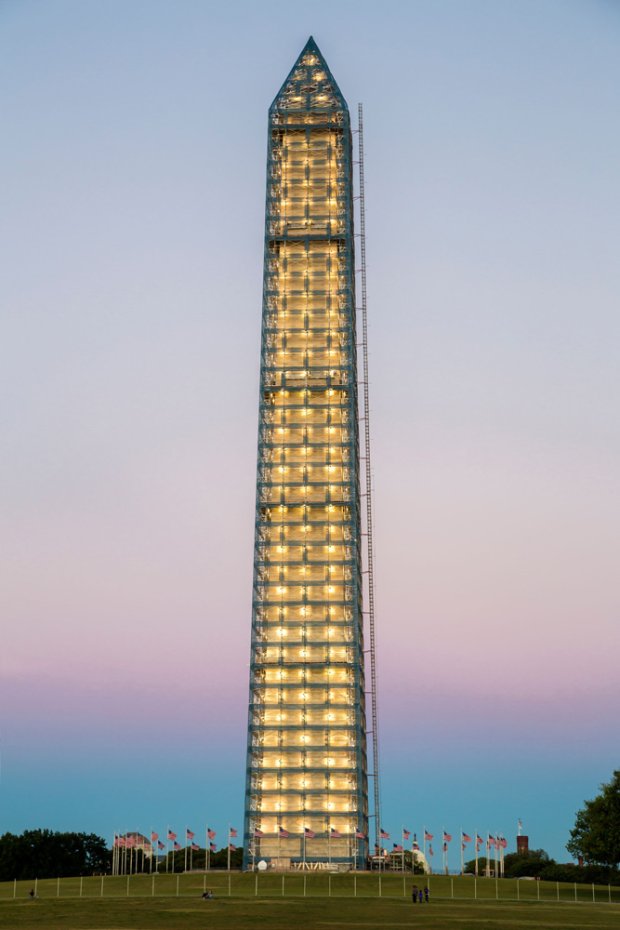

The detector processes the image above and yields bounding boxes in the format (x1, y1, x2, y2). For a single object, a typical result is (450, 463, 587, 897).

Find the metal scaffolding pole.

(357, 102, 381, 855)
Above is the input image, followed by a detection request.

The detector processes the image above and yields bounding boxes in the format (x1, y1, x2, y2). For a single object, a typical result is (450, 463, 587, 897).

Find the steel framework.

(243, 38, 369, 870)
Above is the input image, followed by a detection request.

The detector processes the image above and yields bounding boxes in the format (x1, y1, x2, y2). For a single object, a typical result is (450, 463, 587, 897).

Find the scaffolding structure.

(243, 38, 370, 871)
(357, 102, 381, 856)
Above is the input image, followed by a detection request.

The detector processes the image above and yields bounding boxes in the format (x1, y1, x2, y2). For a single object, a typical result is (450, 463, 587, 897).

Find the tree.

(502, 849, 551, 878)
(567, 770, 620, 868)
(0, 830, 109, 881)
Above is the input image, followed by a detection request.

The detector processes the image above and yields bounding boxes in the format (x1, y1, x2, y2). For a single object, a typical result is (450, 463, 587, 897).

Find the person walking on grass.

(411, 883, 418, 903)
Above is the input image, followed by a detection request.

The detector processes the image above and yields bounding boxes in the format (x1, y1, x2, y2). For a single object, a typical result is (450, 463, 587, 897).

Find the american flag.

(330, 827, 341, 839)
(210, 842, 217, 853)
(186, 828, 195, 840)
(380, 828, 389, 839)
(424, 830, 433, 841)
(393, 843, 403, 852)
(167, 830, 177, 841)
(191, 843, 200, 852)
(500, 837, 508, 849)
(173, 841, 181, 851)
(462, 833, 472, 843)
(403, 829, 411, 840)
(157, 841, 165, 850)
(476, 834, 484, 845)
(443, 831, 452, 842)
(151, 832, 159, 842)
(279, 826, 289, 838)
(229, 844, 236, 852)
(443, 842, 448, 852)
(304, 828, 315, 838)
(429, 844, 434, 856)
(207, 828, 216, 840)
(355, 828, 366, 839)
(229, 828, 238, 838)
(254, 828, 264, 838)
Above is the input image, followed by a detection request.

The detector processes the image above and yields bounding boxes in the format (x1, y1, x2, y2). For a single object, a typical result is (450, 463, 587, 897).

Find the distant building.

(516, 834, 529, 856)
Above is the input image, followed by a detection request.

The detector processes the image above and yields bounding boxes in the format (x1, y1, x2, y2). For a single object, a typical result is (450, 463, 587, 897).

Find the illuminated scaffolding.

(243, 38, 371, 870)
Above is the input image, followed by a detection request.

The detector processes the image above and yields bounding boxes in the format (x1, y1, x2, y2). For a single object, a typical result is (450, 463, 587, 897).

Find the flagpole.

(460, 827, 464, 875)
(474, 830, 478, 877)
(303, 829, 306, 871)
(227, 825, 231, 873)
(328, 819, 331, 868)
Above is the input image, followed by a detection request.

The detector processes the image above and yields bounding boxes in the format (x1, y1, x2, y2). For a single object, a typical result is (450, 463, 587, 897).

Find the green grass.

(1, 873, 619, 930)
(1, 894, 620, 930)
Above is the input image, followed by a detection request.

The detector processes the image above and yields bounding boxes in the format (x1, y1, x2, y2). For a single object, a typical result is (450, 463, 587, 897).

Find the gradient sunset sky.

(1, 0, 619, 863)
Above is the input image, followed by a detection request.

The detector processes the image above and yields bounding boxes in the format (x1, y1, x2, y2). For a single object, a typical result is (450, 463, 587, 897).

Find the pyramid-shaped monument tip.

(270, 37, 348, 115)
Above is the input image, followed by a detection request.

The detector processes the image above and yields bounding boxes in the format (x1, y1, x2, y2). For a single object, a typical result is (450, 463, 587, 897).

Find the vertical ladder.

(357, 102, 381, 854)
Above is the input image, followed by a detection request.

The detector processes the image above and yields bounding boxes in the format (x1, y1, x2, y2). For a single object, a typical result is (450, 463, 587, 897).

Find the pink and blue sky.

(1, 0, 618, 862)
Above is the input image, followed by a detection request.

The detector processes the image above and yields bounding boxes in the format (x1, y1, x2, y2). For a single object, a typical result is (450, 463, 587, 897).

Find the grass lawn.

(1, 895, 620, 930)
